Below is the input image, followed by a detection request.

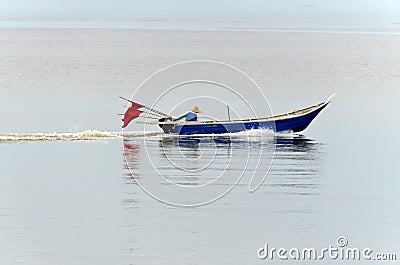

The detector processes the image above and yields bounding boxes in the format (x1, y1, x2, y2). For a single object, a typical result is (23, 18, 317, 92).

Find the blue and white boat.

(157, 95, 335, 135)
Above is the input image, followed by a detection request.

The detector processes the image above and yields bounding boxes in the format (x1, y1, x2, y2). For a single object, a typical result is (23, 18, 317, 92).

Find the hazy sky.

(1, 0, 400, 29)
(1, 0, 400, 18)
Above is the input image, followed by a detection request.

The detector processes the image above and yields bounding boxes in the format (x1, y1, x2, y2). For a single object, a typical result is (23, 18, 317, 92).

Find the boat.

(157, 94, 335, 135)
(120, 94, 335, 135)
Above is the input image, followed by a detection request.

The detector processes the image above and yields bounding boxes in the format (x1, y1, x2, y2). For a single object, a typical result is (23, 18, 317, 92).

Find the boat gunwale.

(142, 94, 335, 126)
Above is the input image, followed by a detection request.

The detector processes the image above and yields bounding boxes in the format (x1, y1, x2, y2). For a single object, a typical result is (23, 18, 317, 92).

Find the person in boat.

(173, 106, 201, 121)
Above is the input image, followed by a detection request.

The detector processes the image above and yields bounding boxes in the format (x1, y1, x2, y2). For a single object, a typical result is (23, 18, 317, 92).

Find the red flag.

(129, 102, 143, 110)
(121, 102, 144, 128)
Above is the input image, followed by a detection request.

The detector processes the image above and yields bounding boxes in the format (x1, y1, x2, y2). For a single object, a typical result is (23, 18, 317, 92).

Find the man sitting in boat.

(173, 106, 201, 121)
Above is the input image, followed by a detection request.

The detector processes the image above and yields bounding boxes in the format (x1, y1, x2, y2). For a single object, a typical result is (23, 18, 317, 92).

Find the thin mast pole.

(119, 96, 171, 118)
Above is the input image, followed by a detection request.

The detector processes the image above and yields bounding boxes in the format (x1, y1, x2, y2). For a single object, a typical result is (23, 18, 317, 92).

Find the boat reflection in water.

(268, 136, 324, 196)
(123, 132, 324, 202)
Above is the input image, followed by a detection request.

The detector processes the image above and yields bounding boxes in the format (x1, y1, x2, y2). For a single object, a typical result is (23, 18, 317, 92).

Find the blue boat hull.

(159, 96, 333, 135)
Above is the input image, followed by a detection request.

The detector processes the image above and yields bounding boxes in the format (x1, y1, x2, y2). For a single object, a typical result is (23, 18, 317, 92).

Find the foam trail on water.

(0, 130, 121, 142)
(0, 130, 162, 142)
(0, 128, 299, 142)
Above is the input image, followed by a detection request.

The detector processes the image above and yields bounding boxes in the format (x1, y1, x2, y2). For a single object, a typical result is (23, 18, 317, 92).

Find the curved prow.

(325, 94, 336, 104)
(275, 94, 335, 132)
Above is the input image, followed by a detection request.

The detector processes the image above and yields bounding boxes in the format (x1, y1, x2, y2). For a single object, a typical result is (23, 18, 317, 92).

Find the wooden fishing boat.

(157, 95, 334, 135)
(120, 94, 335, 135)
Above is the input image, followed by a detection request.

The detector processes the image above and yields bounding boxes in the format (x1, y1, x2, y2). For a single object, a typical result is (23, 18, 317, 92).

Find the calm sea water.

(1, 28, 400, 264)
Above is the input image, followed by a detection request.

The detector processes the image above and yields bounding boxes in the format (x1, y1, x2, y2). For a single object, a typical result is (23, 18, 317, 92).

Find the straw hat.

(191, 106, 201, 113)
